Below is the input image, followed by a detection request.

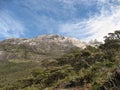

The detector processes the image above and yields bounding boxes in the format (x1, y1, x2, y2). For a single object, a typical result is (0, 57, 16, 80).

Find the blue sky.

(0, 0, 120, 41)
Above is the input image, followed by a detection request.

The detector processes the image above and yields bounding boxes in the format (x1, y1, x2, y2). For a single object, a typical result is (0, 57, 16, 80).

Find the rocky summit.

(1, 34, 87, 48)
(0, 34, 87, 61)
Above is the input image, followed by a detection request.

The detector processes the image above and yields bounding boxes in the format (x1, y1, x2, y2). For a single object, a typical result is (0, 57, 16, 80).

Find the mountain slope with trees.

(0, 30, 120, 90)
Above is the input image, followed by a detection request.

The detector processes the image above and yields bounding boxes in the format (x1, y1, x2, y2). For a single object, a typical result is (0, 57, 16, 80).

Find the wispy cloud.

(17, 0, 77, 21)
(59, 0, 120, 42)
(0, 10, 26, 39)
(12, 0, 79, 36)
(1, 0, 120, 41)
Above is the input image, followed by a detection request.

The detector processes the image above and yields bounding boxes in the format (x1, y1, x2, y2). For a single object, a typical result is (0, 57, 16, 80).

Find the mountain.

(0, 34, 87, 61)
(0, 31, 120, 90)
(0, 34, 88, 89)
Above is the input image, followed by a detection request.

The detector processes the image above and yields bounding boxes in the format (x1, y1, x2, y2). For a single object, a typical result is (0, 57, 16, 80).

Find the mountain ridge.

(1, 34, 87, 48)
(0, 34, 87, 61)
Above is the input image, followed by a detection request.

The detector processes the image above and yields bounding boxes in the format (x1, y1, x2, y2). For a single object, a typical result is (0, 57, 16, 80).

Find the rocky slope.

(0, 34, 87, 61)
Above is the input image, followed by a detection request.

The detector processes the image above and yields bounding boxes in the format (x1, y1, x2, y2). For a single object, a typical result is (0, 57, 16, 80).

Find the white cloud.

(59, 0, 120, 42)
(0, 10, 26, 39)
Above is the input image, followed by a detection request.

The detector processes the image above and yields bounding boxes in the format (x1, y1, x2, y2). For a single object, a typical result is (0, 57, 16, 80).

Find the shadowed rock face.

(0, 34, 87, 60)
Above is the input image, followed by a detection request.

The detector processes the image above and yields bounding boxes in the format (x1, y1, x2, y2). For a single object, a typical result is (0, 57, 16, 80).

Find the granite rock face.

(0, 34, 87, 60)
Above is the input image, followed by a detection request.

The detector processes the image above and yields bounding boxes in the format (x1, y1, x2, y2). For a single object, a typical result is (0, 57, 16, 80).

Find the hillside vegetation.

(0, 30, 120, 90)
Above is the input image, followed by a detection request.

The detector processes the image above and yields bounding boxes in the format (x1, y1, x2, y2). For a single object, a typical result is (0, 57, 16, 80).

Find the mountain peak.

(35, 34, 87, 48)
(1, 34, 87, 49)
(0, 34, 87, 58)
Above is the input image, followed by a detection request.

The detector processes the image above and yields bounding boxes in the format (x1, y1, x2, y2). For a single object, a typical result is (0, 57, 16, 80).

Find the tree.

(103, 30, 120, 51)
(104, 30, 120, 41)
